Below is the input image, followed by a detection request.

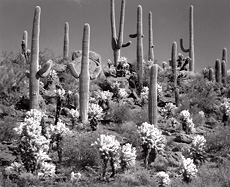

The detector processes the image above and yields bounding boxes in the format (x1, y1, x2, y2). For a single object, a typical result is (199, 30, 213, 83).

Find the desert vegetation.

(0, 1, 229, 187)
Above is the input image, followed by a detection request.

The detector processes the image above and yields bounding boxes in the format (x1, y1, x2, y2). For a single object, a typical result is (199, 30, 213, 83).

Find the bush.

(62, 131, 101, 169)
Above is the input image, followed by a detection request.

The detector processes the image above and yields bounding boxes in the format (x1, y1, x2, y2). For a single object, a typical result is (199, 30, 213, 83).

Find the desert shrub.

(0, 116, 18, 141)
(62, 131, 101, 169)
(205, 126, 230, 158)
(129, 106, 148, 126)
(109, 102, 131, 124)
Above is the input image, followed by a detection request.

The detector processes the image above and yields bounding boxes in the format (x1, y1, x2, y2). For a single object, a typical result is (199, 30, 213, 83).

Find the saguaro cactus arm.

(68, 62, 80, 79)
(180, 38, 189, 53)
(29, 6, 41, 110)
(148, 12, 154, 62)
(37, 60, 53, 78)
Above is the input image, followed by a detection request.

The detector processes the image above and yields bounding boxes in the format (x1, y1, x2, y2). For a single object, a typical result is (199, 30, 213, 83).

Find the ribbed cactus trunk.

(215, 59, 221, 83)
(63, 22, 69, 61)
(208, 68, 214, 81)
(148, 12, 154, 62)
(149, 64, 158, 126)
(175, 87, 179, 107)
(171, 42, 177, 89)
(110, 0, 130, 67)
(222, 48, 227, 64)
(29, 6, 40, 110)
(137, 5, 144, 92)
(180, 5, 194, 72)
(23, 31, 28, 53)
(221, 60, 227, 86)
(79, 23, 90, 124)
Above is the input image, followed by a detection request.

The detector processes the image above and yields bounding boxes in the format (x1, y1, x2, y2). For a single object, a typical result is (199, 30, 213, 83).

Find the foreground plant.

(13, 109, 56, 179)
(155, 171, 171, 187)
(120, 143, 136, 171)
(180, 155, 198, 183)
(92, 134, 120, 179)
(180, 110, 195, 134)
(137, 122, 166, 168)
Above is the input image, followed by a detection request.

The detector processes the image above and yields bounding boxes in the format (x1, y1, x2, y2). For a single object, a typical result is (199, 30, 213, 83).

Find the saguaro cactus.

(79, 23, 90, 124)
(63, 22, 69, 61)
(22, 31, 28, 54)
(110, 0, 131, 67)
(208, 68, 214, 81)
(222, 48, 227, 64)
(29, 6, 41, 109)
(148, 12, 154, 62)
(130, 5, 144, 92)
(215, 59, 221, 83)
(221, 60, 227, 86)
(171, 42, 177, 88)
(180, 5, 194, 72)
(148, 64, 158, 126)
(175, 87, 180, 107)
(29, 6, 53, 109)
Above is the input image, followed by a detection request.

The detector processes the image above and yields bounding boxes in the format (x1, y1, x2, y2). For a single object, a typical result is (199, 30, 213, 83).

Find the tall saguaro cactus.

(110, 0, 131, 67)
(221, 60, 227, 86)
(180, 5, 194, 72)
(148, 64, 158, 126)
(215, 59, 221, 83)
(222, 48, 227, 64)
(171, 42, 177, 88)
(130, 5, 144, 92)
(63, 22, 69, 61)
(29, 6, 41, 109)
(148, 12, 154, 62)
(79, 23, 90, 124)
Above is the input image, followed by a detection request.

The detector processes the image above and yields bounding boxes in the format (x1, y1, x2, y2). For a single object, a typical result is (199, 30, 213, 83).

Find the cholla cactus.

(120, 143, 136, 170)
(99, 90, 113, 101)
(189, 135, 206, 165)
(138, 122, 166, 152)
(88, 103, 103, 120)
(92, 134, 120, 178)
(180, 155, 198, 183)
(13, 109, 56, 178)
(54, 88, 65, 98)
(118, 88, 128, 99)
(198, 111, 205, 118)
(160, 102, 177, 119)
(156, 171, 171, 187)
(180, 110, 195, 134)
(220, 98, 230, 116)
(70, 171, 81, 184)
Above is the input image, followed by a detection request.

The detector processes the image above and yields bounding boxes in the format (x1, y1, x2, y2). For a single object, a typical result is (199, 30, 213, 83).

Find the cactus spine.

(63, 22, 69, 61)
(171, 42, 177, 88)
(29, 6, 41, 109)
(148, 64, 158, 126)
(221, 60, 227, 86)
(208, 68, 214, 81)
(110, 0, 131, 67)
(148, 12, 154, 62)
(180, 5, 194, 72)
(79, 23, 90, 124)
(215, 59, 221, 83)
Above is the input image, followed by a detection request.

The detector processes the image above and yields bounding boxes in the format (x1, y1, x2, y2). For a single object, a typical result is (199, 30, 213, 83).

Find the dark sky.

(0, 0, 229, 72)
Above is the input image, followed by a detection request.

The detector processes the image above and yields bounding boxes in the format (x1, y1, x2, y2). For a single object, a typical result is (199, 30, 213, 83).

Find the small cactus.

(110, 0, 131, 67)
(208, 68, 214, 81)
(215, 59, 221, 83)
(148, 64, 158, 126)
(180, 5, 195, 72)
(148, 12, 154, 62)
(63, 22, 69, 61)
(222, 48, 227, 62)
